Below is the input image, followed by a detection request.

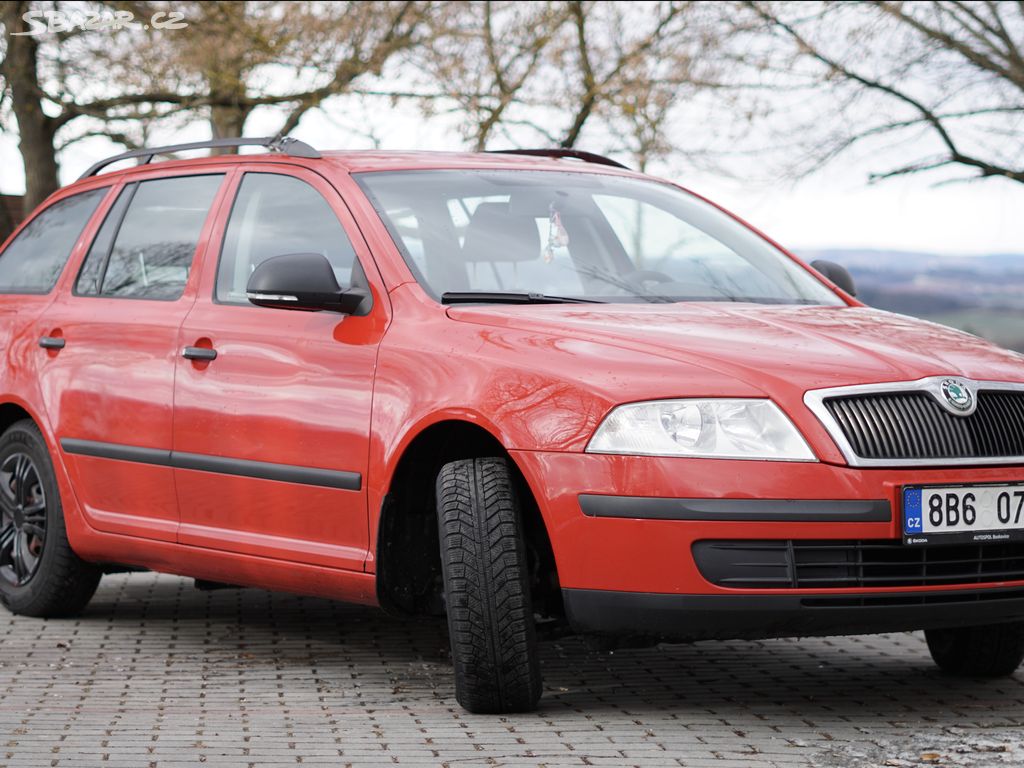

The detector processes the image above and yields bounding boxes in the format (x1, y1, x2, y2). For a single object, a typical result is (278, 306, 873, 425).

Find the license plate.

(903, 484, 1024, 545)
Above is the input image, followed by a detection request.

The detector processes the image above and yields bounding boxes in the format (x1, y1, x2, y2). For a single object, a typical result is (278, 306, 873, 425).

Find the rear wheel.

(0, 421, 101, 617)
(435, 457, 542, 714)
(926, 623, 1024, 678)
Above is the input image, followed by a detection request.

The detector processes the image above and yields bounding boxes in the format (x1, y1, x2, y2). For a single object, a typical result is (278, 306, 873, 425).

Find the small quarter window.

(0, 188, 107, 294)
(76, 186, 133, 296)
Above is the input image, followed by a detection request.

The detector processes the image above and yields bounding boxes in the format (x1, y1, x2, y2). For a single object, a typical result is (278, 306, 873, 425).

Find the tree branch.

(871, 1, 1024, 93)
(745, 1, 1024, 184)
(277, 1, 421, 136)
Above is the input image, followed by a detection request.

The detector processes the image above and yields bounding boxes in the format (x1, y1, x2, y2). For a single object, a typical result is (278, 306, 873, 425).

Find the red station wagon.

(1, 137, 1023, 713)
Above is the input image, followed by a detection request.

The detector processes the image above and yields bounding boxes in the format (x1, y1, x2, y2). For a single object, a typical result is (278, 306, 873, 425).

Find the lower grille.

(693, 539, 1024, 589)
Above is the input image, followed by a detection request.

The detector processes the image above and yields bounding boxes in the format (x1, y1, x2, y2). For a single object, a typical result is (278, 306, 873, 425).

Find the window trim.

(71, 173, 225, 303)
(211, 170, 370, 311)
(0, 186, 110, 296)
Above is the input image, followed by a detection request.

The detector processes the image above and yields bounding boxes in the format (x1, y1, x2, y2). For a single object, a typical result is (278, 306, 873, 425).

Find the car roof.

(320, 150, 639, 175)
(70, 149, 644, 190)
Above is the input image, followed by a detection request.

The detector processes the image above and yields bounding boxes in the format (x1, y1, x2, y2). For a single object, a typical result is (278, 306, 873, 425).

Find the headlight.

(586, 399, 816, 461)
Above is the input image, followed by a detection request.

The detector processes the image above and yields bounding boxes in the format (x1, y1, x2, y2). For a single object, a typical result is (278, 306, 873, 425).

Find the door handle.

(182, 346, 218, 362)
(39, 336, 66, 350)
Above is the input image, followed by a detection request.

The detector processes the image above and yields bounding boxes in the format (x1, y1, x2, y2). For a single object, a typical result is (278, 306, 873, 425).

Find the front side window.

(0, 189, 107, 294)
(216, 173, 358, 304)
(76, 174, 224, 300)
(356, 170, 843, 306)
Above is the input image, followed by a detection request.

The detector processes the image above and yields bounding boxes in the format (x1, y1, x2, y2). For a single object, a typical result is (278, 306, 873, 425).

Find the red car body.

(3, 148, 1024, 648)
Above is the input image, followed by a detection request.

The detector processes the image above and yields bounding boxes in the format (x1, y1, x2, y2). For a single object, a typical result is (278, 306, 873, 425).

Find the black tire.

(435, 457, 542, 714)
(926, 623, 1024, 678)
(0, 420, 101, 617)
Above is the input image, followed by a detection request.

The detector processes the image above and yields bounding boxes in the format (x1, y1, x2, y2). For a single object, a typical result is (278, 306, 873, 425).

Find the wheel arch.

(375, 418, 562, 619)
(0, 398, 53, 440)
(0, 402, 34, 436)
(0, 398, 63, 469)
(0, 397, 98, 560)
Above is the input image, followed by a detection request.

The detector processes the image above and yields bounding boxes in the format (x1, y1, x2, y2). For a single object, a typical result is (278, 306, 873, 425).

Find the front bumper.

(563, 586, 1024, 641)
(510, 450, 1024, 596)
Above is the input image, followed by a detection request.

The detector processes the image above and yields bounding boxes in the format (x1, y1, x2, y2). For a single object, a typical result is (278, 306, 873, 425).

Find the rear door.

(37, 172, 229, 542)
(0, 187, 109, 398)
(172, 167, 388, 571)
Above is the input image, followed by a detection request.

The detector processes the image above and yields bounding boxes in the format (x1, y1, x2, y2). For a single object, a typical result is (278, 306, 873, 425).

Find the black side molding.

(578, 495, 892, 523)
(60, 438, 361, 492)
(174, 451, 361, 491)
(60, 438, 171, 466)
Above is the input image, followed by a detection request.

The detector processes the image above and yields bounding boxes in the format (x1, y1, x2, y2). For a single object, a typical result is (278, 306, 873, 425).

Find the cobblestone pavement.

(0, 573, 1021, 767)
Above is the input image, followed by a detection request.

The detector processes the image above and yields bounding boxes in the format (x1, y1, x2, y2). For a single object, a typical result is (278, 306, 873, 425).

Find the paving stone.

(0, 573, 1021, 767)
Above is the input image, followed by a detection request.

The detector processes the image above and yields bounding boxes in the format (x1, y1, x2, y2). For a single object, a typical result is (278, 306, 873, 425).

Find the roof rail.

(78, 136, 321, 180)
(487, 148, 629, 170)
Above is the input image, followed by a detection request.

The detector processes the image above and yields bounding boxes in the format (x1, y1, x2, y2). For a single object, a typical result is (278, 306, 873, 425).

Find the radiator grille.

(693, 539, 1024, 589)
(824, 390, 1024, 461)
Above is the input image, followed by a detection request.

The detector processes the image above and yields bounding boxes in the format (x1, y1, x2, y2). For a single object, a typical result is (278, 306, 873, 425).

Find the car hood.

(446, 303, 1024, 395)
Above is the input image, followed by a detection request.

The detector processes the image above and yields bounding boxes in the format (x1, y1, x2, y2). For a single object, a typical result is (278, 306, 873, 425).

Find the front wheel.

(0, 421, 101, 617)
(435, 457, 542, 714)
(926, 623, 1024, 678)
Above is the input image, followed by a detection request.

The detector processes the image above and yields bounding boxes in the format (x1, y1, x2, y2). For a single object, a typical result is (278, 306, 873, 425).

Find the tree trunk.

(1, 2, 60, 216)
(0, 196, 14, 242)
(18, 119, 59, 215)
(209, 102, 251, 154)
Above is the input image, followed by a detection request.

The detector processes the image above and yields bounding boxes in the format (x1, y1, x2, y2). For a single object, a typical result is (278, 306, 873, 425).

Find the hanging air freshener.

(543, 203, 570, 263)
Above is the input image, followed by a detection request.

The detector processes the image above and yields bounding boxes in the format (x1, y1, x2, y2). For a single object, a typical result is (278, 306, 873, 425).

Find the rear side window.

(76, 174, 224, 300)
(216, 173, 358, 304)
(0, 189, 106, 294)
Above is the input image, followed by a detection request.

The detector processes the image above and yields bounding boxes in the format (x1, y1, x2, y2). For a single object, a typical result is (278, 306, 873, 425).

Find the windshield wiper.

(441, 292, 604, 305)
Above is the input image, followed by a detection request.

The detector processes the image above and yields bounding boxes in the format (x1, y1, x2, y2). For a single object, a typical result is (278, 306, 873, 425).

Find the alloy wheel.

(0, 453, 47, 586)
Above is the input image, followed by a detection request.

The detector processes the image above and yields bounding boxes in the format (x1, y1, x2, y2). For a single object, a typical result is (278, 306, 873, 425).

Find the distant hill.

(798, 249, 1024, 352)
(801, 249, 1024, 275)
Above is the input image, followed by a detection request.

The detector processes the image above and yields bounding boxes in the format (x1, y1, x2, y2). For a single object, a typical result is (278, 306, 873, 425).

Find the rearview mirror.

(810, 259, 857, 297)
(246, 253, 370, 314)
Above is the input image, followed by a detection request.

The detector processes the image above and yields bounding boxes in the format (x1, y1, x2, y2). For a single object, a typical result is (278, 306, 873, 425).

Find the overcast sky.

(2, 99, 1021, 257)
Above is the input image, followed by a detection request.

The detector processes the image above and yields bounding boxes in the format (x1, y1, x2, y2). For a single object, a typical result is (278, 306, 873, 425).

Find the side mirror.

(810, 259, 857, 297)
(246, 252, 370, 314)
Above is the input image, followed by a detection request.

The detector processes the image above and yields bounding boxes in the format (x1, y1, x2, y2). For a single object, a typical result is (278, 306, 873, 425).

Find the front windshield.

(355, 169, 844, 306)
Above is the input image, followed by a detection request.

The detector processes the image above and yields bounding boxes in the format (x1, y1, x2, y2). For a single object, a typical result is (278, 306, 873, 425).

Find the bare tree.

(0, 194, 14, 241)
(406, 1, 723, 167)
(1, 1, 429, 209)
(75, 1, 429, 149)
(739, 1, 1024, 185)
(616, 84, 676, 172)
(554, 0, 699, 150)
(1, 1, 212, 211)
(1, 1, 61, 214)
(410, 1, 568, 151)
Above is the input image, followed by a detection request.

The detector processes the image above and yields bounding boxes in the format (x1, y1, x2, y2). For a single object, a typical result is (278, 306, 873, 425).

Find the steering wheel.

(626, 269, 674, 286)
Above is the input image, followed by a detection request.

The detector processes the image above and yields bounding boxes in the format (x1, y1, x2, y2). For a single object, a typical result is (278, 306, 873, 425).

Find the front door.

(172, 168, 387, 572)
(37, 172, 228, 542)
